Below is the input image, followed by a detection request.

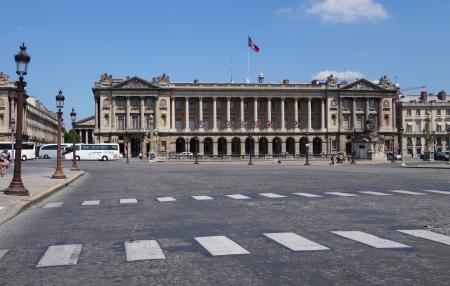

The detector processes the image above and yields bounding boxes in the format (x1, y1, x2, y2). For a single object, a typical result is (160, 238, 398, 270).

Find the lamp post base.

(70, 166, 80, 171)
(51, 169, 67, 179)
(4, 180, 29, 196)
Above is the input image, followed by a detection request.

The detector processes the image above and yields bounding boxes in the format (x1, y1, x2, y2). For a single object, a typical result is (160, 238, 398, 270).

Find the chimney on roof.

(282, 79, 289, 85)
(438, 89, 446, 101)
(193, 79, 199, 84)
(258, 72, 264, 84)
(420, 91, 428, 102)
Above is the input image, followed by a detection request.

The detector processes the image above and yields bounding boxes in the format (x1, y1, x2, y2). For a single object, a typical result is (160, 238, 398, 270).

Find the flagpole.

(247, 40, 250, 83)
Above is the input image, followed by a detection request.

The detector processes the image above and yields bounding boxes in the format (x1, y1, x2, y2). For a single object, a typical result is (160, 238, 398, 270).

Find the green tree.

(64, 130, 80, 144)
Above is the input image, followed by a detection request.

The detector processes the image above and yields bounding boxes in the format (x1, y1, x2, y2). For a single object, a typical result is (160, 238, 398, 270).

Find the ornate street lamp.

(70, 108, 80, 171)
(52, 90, 66, 179)
(351, 129, 356, 164)
(248, 135, 254, 166)
(4, 44, 31, 196)
(194, 136, 199, 164)
(125, 131, 129, 164)
(148, 114, 155, 161)
(10, 118, 15, 166)
(399, 127, 406, 167)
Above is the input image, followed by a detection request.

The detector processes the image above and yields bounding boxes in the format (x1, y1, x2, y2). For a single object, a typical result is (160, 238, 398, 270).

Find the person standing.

(0, 149, 10, 177)
(329, 155, 335, 166)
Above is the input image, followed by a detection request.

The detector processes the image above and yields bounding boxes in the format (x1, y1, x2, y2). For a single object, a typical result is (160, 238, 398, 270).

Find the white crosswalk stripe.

(258, 193, 286, 198)
(422, 190, 450, 195)
(292, 193, 323, 198)
(120, 198, 138, 204)
(397, 229, 450, 246)
(331, 231, 411, 249)
(195, 236, 250, 256)
(36, 244, 82, 268)
(226, 194, 251, 200)
(325, 192, 358, 197)
(43, 202, 64, 208)
(389, 190, 426, 195)
(0, 249, 9, 260)
(191, 195, 214, 200)
(264, 232, 330, 251)
(359, 191, 392, 196)
(125, 240, 166, 261)
(81, 200, 100, 206)
(0, 206, 4, 211)
(157, 197, 177, 202)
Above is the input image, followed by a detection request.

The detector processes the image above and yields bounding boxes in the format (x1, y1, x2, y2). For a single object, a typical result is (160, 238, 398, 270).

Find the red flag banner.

(248, 36, 260, 53)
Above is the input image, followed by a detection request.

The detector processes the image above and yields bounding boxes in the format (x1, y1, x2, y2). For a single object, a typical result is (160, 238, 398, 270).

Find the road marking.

(292, 193, 323, 198)
(325, 192, 358, 197)
(264, 232, 330, 251)
(258, 193, 286, 198)
(0, 249, 8, 260)
(120, 199, 138, 204)
(331, 231, 411, 249)
(389, 190, 426, 195)
(191, 196, 214, 200)
(194, 236, 250, 256)
(226, 194, 251, 200)
(43, 202, 64, 208)
(422, 190, 450, 195)
(81, 200, 100, 206)
(0, 207, 4, 212)
(359, 191, 392, 196)
(36, 244, 82, 268)
(157, 197, 177, 202)
(125, 240, 166, 261)
(397, 230, 450, 246)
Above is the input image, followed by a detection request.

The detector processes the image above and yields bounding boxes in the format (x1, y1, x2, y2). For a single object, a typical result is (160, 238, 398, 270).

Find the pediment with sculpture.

(112, 76, 158, 89)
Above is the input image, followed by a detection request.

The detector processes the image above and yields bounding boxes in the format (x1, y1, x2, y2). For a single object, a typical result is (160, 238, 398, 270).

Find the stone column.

(254, 97, 259, 131)
(365, 98, 370, 120)
(213, 139, 218, 156)
(199, 97, 204, 132)
(126, 97, 130, 129)
(185, 97, 190, 131)
(140, 97, 145, 130)
(281, 97, 286, 131)
(240, 97, 245, 131)
(321, 98, 325, 131)
(267, 97, 272, 131)
(352, 98, 357, 130)
(111, 96, 115, 129)
(213, 97, 217, 131)
(85, 130, 88, 144)
(240, 140, 245, 157)
(294, 98, 299, 131)
(227, 140, 232, 156)
(378, 98, 383, 130)
(171, 98, 176, 130)
(199, 138, 204, 155)
(226, 97, 231, 131)
(307, 97, 312, 131)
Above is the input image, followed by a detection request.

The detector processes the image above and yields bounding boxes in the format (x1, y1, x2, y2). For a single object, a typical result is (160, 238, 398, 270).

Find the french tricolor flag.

(248, 36, 260, 53)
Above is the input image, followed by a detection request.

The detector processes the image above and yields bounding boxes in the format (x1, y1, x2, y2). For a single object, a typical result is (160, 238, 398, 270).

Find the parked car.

(386, 152, 402, 161)
(434, 151, 449, 161)
(166, 152, 178, 159)
(178, 151, 193, 158)
(39, 144, 68, 159)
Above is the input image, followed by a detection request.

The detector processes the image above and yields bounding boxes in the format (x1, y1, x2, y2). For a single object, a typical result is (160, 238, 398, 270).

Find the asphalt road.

(0, 159, 449, 286)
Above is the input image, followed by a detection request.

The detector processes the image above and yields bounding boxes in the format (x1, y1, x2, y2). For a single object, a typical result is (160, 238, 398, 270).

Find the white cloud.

(311, 70, 365, 81)
(306, 0, 389, 23)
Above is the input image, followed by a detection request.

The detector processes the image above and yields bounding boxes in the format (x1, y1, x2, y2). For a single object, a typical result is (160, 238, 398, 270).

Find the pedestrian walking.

(329, 155, 335, 166)
(0, 149, 10, 177)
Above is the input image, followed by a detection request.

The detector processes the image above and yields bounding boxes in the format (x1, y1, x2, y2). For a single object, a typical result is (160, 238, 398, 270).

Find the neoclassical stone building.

(92, 73, 398, 158)
(397, 90, 450, 157)
(0, 72, 60, 144)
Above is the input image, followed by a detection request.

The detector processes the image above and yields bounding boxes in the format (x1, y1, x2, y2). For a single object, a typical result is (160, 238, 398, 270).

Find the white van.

(39, 144, 68, 159)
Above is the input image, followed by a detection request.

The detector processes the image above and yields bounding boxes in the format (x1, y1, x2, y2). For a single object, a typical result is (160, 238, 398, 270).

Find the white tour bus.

(38, 143, 69, 159)
(0, 142, 36, 161)
(63, 143, 120, 161)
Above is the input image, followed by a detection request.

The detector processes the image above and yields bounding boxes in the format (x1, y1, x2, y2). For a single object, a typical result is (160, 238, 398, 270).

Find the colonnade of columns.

(170, 97, 326, 132)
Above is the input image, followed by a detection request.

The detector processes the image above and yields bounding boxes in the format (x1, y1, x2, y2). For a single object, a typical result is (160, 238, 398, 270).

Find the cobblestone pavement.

(0, 160, 449, 286)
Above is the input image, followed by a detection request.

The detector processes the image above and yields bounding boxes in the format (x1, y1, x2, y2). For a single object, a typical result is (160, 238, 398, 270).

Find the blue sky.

(1, 0, 449, 124)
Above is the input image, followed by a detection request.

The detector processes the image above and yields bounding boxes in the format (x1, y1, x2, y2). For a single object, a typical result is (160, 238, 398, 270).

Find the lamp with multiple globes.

(70, 108, 80, 171)
(51, 90, 67, 179)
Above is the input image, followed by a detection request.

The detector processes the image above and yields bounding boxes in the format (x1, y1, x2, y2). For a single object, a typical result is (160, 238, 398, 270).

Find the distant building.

(0, 72, 61, 145)
(91, 72, 398, 159)
(397, 90, 450, 157)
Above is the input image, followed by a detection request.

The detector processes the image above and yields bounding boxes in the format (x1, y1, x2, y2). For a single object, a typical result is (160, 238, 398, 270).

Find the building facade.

(397, 90, 450, 157)
(92, 73, 398, 158)
(0, 72, 60, 144)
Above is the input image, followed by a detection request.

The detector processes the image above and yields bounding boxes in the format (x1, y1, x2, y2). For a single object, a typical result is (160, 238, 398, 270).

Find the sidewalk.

(0, 166, 84, 225)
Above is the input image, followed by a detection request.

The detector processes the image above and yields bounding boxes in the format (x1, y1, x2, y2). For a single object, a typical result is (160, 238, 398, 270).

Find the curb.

(0, 171, 84, 226)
